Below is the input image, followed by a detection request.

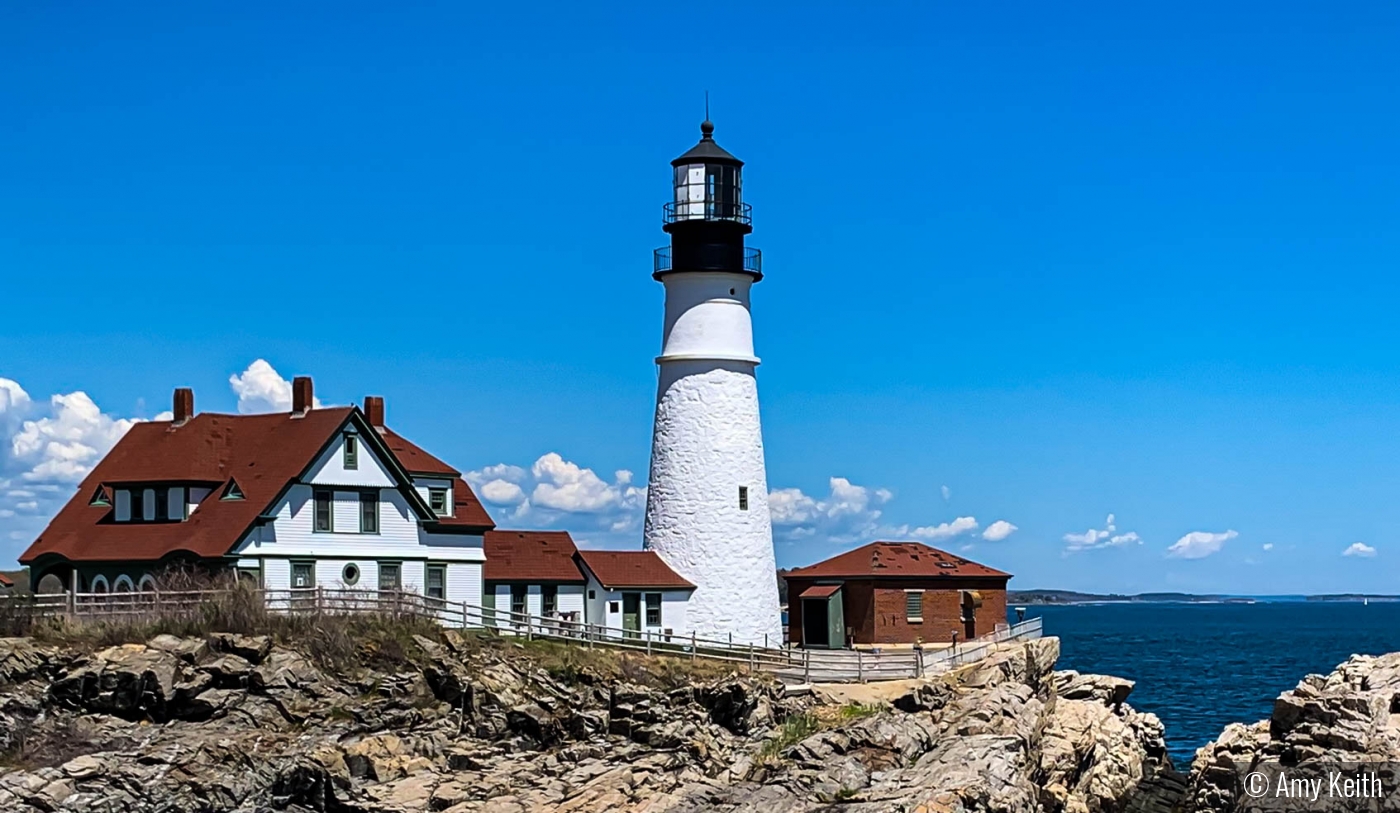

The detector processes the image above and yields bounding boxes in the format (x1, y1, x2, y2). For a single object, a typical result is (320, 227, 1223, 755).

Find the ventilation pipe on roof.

(173, 387, 194, 426)
(292, 376, 314, 416)
(364, 396, 385, 429)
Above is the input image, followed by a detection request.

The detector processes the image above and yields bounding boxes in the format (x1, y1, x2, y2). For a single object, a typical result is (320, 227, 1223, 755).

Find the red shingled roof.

(798, 584, 842, 599)
(379, 428, 458, 476)
(785, 541, 1011, 580)
(21, 408, 356, 564)
(428, 478, 495, 532)
(576, 550, 694, 590)
(483, 531, 586, 583)
(20, 407, 495, 564)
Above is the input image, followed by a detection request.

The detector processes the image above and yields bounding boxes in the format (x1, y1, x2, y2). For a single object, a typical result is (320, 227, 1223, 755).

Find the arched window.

(90, 575, 109, 594)
(113, 575, 135, 593)
(138, 575, 157, 592)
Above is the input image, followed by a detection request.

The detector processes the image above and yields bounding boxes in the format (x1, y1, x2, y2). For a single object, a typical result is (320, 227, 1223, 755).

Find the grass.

(15, 569, 447, 674)
(756, 712, 820, 762)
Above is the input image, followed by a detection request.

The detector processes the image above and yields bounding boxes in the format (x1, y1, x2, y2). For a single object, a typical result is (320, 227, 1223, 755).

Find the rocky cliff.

(0, 630, 1182, 812)
(1188, 650, 1400, 813)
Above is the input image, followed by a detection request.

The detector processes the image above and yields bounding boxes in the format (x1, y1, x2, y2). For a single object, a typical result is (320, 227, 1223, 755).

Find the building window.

(645, 593, 662, 627)
(89, 487, 110, 507)
(542, 584, 557, 617)
(113, 575, 134, 593)
(738, 486, 748, 511)
(170, 486, 186, 520)
(314, 490, 333, 532)
(115, 489, 132, 521)
(344, 434, 358, 470)
(342, 563, 360, 585)
(426, 564, 446, 605)
(220, 479, 244, 500)
(588, 589, 596, 600)
(378, 561, 401, 592)
(905, 591, 923, 622)
(511, 584, 527, 618)
(360, 491, 379, 533)
(292, 561, 315, 589)
(142, 489, 155, 521)
(428, 488, 449, 516)
(154, 488, 169, 521)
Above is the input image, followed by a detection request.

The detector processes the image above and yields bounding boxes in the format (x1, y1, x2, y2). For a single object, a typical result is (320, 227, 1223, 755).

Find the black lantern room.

(655, 120, 762, 280)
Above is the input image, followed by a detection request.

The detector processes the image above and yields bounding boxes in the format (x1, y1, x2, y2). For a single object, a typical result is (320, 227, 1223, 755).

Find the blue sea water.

(1013, 601, 1400, 766)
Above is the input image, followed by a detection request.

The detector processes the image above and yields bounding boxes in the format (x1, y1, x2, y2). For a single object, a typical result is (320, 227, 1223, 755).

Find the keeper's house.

(482, 529, 694, 639)
(19, 380, 496, 599)
(783, 541, 1011, 649)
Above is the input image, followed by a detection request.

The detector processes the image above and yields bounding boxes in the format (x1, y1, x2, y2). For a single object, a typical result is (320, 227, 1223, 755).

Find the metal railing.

(652, 245, 762, 275)
(662, 200, 752, 225)
(0, 588, 1043, 684)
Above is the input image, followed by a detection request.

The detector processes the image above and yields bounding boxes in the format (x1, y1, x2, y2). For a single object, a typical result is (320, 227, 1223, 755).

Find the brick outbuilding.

(783, 541, 1011, 649)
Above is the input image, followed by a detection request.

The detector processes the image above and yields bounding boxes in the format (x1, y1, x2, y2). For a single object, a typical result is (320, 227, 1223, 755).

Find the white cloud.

(1063, 513, 1141, 553)
(479, 479, 526, 505)
(982, 520, 1019, 542)
(1262, 543, 1274, 551)
(228, 359, 321, 414)
(940, 485, 951, 502)
(908, 516, 979, 541)
(770, 477, 896, 544)
(1342, 542, 1376, 558)
(0, 378, 170, 563)
(530, 453, 644, 513)
(1166, 529, 1238, 560)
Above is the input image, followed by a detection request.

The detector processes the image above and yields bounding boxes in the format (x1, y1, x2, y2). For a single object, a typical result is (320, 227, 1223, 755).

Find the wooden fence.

(0, 588, 1043, 684)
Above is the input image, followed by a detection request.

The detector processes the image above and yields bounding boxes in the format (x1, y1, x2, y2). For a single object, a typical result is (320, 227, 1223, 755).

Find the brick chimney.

(292, 376, 314, 415)
(172, 387, 194, 425)
(364, 396, 385, 430)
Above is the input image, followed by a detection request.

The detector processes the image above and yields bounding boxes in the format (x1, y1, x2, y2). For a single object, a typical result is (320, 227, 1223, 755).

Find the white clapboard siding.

(306, 431, 396, 488)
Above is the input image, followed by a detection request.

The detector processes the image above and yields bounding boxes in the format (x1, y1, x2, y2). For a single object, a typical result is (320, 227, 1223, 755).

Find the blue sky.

(4, 2, 1400, 594)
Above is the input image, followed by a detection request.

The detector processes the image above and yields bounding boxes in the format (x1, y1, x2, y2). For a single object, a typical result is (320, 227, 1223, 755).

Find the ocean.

(1014, 601, 1400, 766)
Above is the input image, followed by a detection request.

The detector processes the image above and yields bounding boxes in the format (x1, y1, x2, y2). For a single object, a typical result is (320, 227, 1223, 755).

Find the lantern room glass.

(673, 162, 743, 221)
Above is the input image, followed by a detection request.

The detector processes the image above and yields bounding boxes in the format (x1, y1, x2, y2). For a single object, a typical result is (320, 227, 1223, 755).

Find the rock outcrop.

(1188, 651, 1400, 813)
(0, 631, 1180, 813)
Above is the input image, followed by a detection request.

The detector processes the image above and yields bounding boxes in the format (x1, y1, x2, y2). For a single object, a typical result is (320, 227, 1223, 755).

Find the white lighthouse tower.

(643, 120, 782, 645)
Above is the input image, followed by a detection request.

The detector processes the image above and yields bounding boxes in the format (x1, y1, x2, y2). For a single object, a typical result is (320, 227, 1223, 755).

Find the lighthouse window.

(738, 486, 749, 511)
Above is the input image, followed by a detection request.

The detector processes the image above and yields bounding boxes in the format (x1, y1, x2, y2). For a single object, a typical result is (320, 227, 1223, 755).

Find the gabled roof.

(20, 406, 495, 564)
(577, 550, 694, 590)
(483, 530, 586, 583)
(784, 541, 1011, 581)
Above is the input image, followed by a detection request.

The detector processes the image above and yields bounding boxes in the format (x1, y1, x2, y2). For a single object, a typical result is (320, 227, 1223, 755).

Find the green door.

(826, 590, 846, 649)
(481, 587, 496, 627)
(622, 593, 641, 637)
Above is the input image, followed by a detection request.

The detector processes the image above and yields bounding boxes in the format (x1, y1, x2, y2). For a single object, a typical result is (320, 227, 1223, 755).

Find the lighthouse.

(642, 120, 783, 645)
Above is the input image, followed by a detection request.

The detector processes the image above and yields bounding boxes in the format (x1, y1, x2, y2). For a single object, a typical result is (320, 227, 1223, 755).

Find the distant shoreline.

(1008, 590, 1400, 606)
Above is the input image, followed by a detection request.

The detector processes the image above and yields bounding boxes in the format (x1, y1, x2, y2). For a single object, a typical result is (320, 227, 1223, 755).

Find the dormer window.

(344, 434, 358, 470)
(110, 485, 189, 522)
(428, 488, 448, 516)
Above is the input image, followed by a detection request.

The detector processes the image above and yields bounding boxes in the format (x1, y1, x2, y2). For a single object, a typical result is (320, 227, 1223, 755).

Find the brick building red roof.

(577, 550, 694, 590)
(483, 531, 586, 583)
(20, 405, 494, 565)
(785, 541, 1011, 580)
